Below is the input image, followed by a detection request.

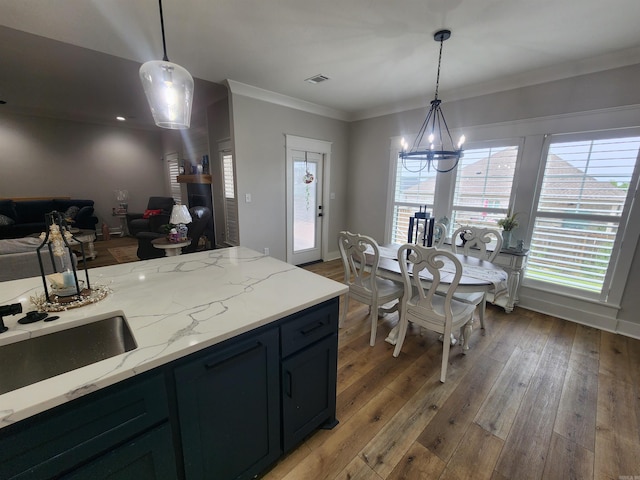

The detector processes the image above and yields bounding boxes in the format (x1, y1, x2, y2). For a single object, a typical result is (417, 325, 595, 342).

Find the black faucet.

(0, 303, 22, 333)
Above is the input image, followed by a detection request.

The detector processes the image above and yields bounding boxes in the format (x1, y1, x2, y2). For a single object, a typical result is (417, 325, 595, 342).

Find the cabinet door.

(281, 334, 338, 452)
(0, 372, 170, 480)
(175, 328, 280, 480)
(62, 424, 177, 480)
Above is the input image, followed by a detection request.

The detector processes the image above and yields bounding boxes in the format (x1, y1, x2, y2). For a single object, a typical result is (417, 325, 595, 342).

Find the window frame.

(386, 136, 523, 245)
(448, 138, 524, 232)
(524, 128, 640, 305)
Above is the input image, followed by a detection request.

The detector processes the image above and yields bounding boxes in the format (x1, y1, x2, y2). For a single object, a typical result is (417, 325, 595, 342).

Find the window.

(525, 132, 640, 299)
(166, 152, 182, 204)
(221, 149, 239, 245)
(389, 141, 519, 245)
(451, 144, 519, 229)
(390, 157, 437, 244)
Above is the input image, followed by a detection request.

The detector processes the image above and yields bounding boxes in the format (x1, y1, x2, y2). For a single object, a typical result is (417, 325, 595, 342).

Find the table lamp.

(170, 205, 192, 242)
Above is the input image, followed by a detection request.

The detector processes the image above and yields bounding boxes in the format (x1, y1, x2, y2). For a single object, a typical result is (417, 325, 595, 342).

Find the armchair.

(182, 206, 213, 254)
(136, 205, 214, 260)
(126, 197, 175, 237)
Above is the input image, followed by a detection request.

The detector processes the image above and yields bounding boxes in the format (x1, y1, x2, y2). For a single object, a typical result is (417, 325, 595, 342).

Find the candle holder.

(36, 211, 91, 303)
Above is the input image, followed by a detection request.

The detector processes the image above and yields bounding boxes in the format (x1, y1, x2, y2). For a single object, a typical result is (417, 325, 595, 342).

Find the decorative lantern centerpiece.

(36, 211, 91, 302)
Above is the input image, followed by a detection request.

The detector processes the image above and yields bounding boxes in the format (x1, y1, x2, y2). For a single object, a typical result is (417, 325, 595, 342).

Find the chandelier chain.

(434, 36, 444, 101)
(158, 0, 169, 61)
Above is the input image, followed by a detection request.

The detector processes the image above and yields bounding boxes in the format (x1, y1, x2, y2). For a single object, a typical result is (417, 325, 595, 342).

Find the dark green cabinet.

(62, 424, 178, 480)
(0, 372, 173, 480)
(174, 328, 280, 480)
(0, 297, 340, 480)
(280, 301, 338, 452)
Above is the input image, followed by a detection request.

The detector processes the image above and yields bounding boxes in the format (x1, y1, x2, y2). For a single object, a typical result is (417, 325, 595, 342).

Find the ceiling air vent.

(305, 74, 330, 84)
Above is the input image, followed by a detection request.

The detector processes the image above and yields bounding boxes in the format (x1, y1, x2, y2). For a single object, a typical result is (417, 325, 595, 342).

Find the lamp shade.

(139, 60, 194, 129)
(170, 204, 192, 225)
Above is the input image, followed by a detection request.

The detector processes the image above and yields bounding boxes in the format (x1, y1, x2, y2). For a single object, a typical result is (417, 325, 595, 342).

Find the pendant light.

(139, 0, 194, 129)
(400, 29, 465, 173)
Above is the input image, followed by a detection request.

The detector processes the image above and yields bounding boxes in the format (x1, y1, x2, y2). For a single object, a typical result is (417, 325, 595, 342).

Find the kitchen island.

(0, 247, 347, 479)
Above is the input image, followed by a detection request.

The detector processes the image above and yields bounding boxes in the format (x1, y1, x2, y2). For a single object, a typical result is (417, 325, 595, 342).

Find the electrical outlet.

(263, 247, 269, 255)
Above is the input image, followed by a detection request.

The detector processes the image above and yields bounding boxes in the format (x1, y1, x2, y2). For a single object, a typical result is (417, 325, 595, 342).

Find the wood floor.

(80, 244, 640, 478)
(262, 259, 640, 480)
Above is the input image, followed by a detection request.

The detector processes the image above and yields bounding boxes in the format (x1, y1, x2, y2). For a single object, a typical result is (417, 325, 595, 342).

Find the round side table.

(151, 238, 191, 257)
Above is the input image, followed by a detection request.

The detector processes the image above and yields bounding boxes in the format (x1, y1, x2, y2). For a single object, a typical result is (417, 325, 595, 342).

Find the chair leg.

(339, 294, 350, 328)
(392, 315, 409, 357)
(369, 302, 378, 346)
(462, 321, 473, 353)
(479, 295, 487, 329)
(440, 324, 453, 383)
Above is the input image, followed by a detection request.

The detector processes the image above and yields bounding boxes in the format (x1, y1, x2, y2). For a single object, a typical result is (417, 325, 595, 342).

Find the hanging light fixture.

(139, 0, 194, 129)
(400, 29, 465, 173)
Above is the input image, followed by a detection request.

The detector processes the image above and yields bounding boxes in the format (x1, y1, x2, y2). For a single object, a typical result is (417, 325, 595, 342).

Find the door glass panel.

(293, 159, 317, 251)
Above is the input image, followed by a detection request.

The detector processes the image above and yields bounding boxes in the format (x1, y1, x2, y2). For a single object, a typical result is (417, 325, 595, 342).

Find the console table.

(488, 248, 529, 312)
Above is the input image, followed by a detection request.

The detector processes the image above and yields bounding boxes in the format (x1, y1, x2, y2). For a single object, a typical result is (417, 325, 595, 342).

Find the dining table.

(369, 244, 509, 345)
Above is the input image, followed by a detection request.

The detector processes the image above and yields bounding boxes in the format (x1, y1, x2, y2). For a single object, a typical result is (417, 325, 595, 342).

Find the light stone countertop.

(0, 246, 347, 429)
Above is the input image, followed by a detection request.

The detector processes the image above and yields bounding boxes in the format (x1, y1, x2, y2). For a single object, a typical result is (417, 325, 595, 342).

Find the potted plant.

(497, 211, 519, 248)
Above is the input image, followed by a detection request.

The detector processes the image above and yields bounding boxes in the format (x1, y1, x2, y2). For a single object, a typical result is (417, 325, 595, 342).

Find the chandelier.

(139, 0, 194, 129)
(401, 29, 465, 173)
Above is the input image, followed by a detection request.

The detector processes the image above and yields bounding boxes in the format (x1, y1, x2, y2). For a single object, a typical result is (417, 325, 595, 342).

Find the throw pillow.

(65, 205, 80, 220)
(0, 214, 15, 226)
(143, 209, 163, 219)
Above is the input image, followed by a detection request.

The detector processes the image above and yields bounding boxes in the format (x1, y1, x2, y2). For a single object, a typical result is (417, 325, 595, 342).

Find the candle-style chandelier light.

(400, 29, 465, 173)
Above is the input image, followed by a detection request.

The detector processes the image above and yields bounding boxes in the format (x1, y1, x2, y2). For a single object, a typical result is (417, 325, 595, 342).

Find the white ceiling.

(1, 0, 640, 128)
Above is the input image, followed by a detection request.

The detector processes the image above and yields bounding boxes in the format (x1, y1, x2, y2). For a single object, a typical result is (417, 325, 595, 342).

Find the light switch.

(245, 193, 252, 203)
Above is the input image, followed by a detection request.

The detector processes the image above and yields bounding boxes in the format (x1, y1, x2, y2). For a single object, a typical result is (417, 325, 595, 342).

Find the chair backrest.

(147, 196, 175, 212)
(183, 206, 212, 253)
(432, 222, 447, 248)
(451, 226, 502, 261)
(409, 216, 435, 246)
(397, 243, 463, 324)
(338, 231, 380, 299)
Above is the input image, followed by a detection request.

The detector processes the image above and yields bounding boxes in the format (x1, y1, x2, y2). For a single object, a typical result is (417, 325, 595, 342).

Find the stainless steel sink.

(0, 313, 137, 395)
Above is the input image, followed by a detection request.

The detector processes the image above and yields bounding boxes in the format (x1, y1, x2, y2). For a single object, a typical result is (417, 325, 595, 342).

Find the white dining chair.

(338, 231, 404, 346)
(450, 226, 503, 330)
(392, 244, 475, 383)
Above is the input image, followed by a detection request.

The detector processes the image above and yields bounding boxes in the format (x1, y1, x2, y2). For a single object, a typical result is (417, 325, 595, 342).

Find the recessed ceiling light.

(305, 74, 330, 84)
(116, 116, 126, 121)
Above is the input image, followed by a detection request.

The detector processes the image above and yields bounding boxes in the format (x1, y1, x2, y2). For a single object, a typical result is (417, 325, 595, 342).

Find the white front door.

(290, 150, 323, 265)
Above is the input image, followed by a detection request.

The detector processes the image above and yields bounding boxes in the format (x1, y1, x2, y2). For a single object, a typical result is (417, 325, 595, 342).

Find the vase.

(502, 230, 512, 249)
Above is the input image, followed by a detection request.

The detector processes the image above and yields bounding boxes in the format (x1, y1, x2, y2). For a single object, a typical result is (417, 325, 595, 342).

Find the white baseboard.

(517, 285, 624, 335)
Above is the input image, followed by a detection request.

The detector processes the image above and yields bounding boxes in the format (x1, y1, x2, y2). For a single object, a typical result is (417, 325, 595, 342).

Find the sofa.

(0, 199, 99, 239)
(0, 237, 77, 282)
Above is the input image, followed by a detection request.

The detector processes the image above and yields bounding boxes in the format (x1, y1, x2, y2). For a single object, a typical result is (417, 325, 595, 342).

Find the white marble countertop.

(0, 247, 347, 429)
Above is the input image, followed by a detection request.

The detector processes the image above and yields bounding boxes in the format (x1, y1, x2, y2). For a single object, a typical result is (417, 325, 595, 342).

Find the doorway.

(285, 135, 332, 265)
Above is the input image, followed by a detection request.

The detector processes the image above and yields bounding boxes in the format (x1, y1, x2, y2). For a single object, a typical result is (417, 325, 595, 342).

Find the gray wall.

(207, 95, 232, 247)
(0, 112, 165, 229)
(347, 63, 640, 331)
(229, 94, 349, 261)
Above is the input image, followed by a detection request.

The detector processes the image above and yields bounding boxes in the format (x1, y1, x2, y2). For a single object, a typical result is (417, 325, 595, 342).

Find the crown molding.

(225, 79, 350, 122)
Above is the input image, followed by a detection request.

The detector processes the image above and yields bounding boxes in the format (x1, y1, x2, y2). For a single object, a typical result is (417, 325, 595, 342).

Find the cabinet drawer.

(0, 372, 169, 480)
(62, 423, 177, 480)
(281, 298, 338, 358)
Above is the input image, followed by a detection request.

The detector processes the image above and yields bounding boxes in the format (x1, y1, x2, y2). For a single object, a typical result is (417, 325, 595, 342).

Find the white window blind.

(166, 152, 181, 204)
(221, 152, 239, 245)
(451, 145, 518, 228)
(390, 157, 437, 244)
(526, 134, 640, 297)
